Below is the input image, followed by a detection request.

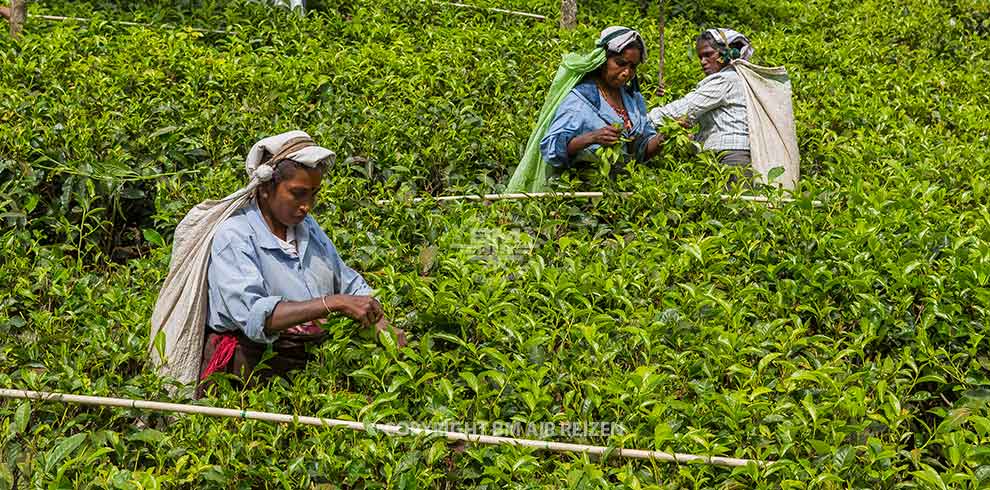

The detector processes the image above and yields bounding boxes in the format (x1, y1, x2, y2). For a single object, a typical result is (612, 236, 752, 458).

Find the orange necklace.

(597, 84, 633, 131)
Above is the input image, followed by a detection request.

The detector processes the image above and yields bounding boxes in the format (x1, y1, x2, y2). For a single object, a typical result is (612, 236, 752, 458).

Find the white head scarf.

(244, 130, 335, 182)
(704, 28, 755, 61)
(597, 26, 647, 61)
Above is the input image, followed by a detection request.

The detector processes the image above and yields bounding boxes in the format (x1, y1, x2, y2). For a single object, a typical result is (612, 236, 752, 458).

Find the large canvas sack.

(259, 0, 306, 13)
(148, 185, 258, 387)
(733, 59, 800, 190)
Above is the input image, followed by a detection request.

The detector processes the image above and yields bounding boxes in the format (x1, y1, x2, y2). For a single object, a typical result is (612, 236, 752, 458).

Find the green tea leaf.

(45, 433, 87, 474)
(142, 229, 165, 247)
(153, 330, 167, 363)
(13, 402, 29, 435)
(128, 429, 165, 444)
(460, 372, 480, 393)
(767, 166, 785, 182)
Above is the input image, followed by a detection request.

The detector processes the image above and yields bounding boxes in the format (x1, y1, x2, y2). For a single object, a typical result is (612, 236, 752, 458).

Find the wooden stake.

(9, 0, 26, 38)
(0, 388, 764, 468)
(560, 0, 576, 29)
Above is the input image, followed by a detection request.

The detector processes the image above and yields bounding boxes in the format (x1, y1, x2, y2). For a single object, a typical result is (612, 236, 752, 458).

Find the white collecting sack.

(260, 0, 306, 13)
(732, 59, 800, 190)
(148, 185, 258, 388)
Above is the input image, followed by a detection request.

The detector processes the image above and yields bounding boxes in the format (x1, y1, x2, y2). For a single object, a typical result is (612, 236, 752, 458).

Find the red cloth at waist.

(200, 333, 238, 380)
(200, 320, 326, 380)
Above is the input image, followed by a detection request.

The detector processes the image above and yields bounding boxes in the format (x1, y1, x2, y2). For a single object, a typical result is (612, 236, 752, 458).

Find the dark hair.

(696, 31, 724, 51)
(273, 159, 327, 183)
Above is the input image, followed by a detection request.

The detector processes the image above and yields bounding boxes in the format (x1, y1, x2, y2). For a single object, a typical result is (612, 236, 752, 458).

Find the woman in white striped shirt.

(649, 29, 754, 169)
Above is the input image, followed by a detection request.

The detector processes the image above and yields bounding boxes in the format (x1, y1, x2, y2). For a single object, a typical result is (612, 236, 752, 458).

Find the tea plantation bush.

(1, 0, 989, 488)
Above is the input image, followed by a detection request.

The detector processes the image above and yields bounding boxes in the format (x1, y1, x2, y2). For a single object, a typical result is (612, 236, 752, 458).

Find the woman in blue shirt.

(507, 27, 665, 192)
(541, 29, 663, 172)
(198, 134, 406, 396)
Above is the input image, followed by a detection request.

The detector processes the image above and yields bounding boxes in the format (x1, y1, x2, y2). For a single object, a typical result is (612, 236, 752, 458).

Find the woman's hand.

(375, 318, 407, 348)
(644, 133, 667, 161)
(326, 295, 384, 327)
(567, 125, 622, 157)
(585, 125, 622, 146)
(265, 294, 388, 336)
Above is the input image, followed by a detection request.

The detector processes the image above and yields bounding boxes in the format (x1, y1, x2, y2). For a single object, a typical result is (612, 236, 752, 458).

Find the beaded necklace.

(597, 84, 633, 131)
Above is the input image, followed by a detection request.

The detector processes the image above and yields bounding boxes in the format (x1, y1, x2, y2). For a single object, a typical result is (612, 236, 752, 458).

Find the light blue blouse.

(540, 79, 658, 169)
(206, 200, 372, 344)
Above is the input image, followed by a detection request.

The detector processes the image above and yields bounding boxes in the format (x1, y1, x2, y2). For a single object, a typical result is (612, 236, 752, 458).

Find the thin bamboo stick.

(28, 14, 235, 35)
(0, 388, 762, 468)
(432, 1, 546, 20)
(376, 191, 824, 207)
(656, 0, 667, 96)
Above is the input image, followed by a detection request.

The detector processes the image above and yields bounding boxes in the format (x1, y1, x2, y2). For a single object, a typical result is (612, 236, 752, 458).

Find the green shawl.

(505, 48, 606, 193)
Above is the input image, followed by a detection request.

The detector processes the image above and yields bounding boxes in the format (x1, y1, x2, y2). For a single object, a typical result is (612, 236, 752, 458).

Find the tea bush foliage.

(1, 0, 989, 488)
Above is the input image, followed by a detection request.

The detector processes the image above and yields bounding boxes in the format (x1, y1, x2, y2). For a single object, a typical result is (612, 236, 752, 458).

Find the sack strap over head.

(596, 28, 632, 49)
(263, 136, 317, 168)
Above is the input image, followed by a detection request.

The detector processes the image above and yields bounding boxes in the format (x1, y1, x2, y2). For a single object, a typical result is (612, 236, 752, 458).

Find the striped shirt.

(649, 67, 749, 151)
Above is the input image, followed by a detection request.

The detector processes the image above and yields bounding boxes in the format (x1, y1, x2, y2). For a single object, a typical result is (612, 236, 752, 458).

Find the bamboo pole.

(376, 191, 824, 207)
(433, 1, 546, 20)
(0, 388, 762, 468)
(9, 0, 26, 38)
(28, 14, 235, 35)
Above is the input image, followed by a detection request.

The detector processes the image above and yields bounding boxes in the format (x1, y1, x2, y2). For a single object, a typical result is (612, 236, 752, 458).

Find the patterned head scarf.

(597, 26, 647, 62)
(702, 28, 755, 62)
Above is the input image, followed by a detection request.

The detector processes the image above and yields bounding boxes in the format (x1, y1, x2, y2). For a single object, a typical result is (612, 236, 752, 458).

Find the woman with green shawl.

(506, 26, 664, 193)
